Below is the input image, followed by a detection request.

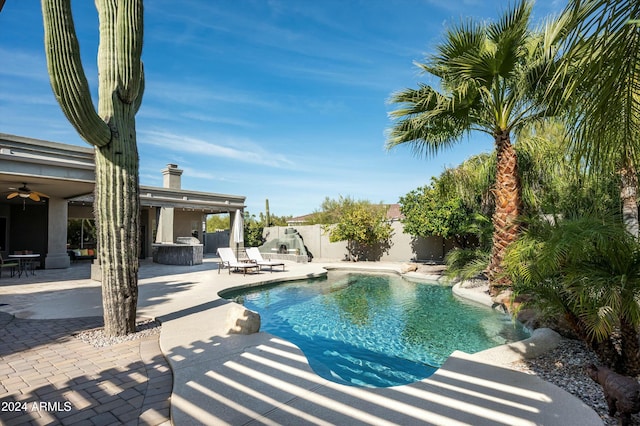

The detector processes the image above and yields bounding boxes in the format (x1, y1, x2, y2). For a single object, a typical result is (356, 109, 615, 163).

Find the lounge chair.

(216, 247, 259, 275)
(246, 247, 285, 272)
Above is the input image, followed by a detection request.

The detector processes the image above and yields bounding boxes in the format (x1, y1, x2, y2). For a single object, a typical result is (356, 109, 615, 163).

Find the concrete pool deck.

(0, 256, 603, 425)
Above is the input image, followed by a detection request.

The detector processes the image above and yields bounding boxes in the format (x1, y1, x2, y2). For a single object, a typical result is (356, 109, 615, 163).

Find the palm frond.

(486, 0, 532, 79)
(557, 0, 640, 170)
(505, 212, 640, 347)
(444, 247, 490, 281)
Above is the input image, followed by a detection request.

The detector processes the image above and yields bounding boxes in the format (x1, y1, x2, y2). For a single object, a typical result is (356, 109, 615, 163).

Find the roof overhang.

(0, 133, 95, 200)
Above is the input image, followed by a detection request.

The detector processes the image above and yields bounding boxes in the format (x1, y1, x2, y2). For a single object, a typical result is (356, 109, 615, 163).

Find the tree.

(516, 120, 620, 219)
(442, 120, 620, 281)
(387, 1, 566, 295)
(328, 202, 393, 262)
(551, 0, 640, 236)
(42, 0, 144, 336)
(399, 182, 473, 248)
(306, 196, 355, 225)
(504, 214, 640, 375)
(437, 153, 495, 218)
(258, 212, 291, 227)
(243, 212, 265, 247)
(206, 214, 230, 232)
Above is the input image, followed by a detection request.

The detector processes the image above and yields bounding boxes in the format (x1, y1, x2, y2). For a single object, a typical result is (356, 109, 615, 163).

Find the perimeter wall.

(262, 222, 455, 262)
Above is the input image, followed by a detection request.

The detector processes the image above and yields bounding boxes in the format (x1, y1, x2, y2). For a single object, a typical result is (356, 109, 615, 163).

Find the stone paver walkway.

(0, 312, 172, 426)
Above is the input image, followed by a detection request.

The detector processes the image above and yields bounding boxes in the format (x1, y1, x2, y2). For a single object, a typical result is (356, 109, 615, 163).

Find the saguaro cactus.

(42, 0, 144, 336)
(265, 198, 270, 227)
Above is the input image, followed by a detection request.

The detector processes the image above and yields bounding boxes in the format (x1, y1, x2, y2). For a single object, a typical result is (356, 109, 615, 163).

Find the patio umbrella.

(232, 209, 244, 258)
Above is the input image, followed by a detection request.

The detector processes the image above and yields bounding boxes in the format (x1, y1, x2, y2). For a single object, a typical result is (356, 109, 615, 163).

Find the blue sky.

(1, 0, 563, 217)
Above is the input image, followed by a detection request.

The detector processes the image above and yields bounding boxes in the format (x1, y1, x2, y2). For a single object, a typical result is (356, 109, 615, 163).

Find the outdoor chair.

(216, 247, 259, 275)
(246, 247, 285, 272)
(0, 253, 19, 278)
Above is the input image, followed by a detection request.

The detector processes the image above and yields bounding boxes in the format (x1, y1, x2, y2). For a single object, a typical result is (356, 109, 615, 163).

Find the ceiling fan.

(7, 183, 49, 202)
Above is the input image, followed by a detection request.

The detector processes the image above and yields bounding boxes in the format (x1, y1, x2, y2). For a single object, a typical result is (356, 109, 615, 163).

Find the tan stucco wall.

(263, 222, 447, 262)
(173, 210, 205, 241)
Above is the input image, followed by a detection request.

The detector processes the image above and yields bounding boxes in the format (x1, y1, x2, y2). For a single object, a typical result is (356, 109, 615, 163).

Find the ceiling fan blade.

(7, 192, 18, 199)
(29, 193, 41, 202)
(33, 191, 49, 198)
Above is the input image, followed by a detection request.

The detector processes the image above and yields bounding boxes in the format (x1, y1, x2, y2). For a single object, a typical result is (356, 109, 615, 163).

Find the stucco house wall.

(173, 210, 205, 241)
(0, 134, 246, 268)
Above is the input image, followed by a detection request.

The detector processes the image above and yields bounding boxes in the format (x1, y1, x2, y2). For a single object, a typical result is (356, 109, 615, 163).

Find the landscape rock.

(401, 263, 418, 273)
(225, 304, 261, 334)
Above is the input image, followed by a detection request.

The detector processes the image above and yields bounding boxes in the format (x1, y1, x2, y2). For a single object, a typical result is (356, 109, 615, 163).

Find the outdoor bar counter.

(152, 237, 203, 265)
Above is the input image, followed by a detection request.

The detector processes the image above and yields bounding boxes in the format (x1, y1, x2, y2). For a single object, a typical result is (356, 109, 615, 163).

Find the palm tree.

(552, 0, 640, 236)
(504, 214, 640, 375)
(387, 1, 566, 295)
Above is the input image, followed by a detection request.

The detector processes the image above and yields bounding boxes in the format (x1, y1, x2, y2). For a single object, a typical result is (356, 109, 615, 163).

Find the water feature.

(259, 227, 309, 261)
(221, 271, 530, 388)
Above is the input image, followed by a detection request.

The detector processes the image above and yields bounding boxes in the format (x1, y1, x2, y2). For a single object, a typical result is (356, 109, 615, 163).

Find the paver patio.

(0, 311, 171, 425)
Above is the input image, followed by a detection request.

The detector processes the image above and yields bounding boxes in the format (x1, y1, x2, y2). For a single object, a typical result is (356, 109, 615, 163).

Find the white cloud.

(0, 92, 58, 106)
(180, 112, 256, 128)
(0, 48, 49, 81)
(139, 129, 296, 169)
(144, 79, 281, 111)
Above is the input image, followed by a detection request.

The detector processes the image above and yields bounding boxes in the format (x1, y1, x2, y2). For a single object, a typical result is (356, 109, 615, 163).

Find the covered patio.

(0, 133, 246, 270)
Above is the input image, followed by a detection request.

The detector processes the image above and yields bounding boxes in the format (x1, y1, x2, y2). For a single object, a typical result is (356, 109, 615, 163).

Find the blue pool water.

(222, 272, 530, 388)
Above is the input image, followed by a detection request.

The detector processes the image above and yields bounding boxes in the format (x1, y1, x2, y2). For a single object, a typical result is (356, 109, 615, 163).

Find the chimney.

(162, 163, 183, 189)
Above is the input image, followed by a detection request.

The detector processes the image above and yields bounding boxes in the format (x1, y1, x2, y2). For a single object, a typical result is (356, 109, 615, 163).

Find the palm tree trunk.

(619, 316, 640, 375)
(619, 160, 639, 238)
(487, 131, 522, 295)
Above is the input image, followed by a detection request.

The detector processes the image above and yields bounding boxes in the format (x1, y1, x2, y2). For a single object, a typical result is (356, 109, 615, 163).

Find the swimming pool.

(221, 271, 530, 388)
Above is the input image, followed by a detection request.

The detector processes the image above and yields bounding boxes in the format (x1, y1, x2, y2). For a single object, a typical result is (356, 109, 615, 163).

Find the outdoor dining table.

(8, 253, 40, 277)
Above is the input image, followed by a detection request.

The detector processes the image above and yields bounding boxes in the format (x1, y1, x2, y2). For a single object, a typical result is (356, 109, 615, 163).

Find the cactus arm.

(116, 0, 143, 104)
(41, 0, 111, 148)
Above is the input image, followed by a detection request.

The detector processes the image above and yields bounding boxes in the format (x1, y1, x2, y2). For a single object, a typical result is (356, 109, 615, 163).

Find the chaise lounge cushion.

(68, 249, 96, 262)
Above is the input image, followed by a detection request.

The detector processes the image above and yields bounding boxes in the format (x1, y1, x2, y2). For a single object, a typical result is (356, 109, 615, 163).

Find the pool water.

(222, 272, 530, 388)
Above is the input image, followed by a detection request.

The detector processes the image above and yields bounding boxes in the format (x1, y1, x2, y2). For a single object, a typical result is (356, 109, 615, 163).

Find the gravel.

(443, 275, 639, 425)
(510, 338, 640, 425)
(73, 318, 161, 348)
